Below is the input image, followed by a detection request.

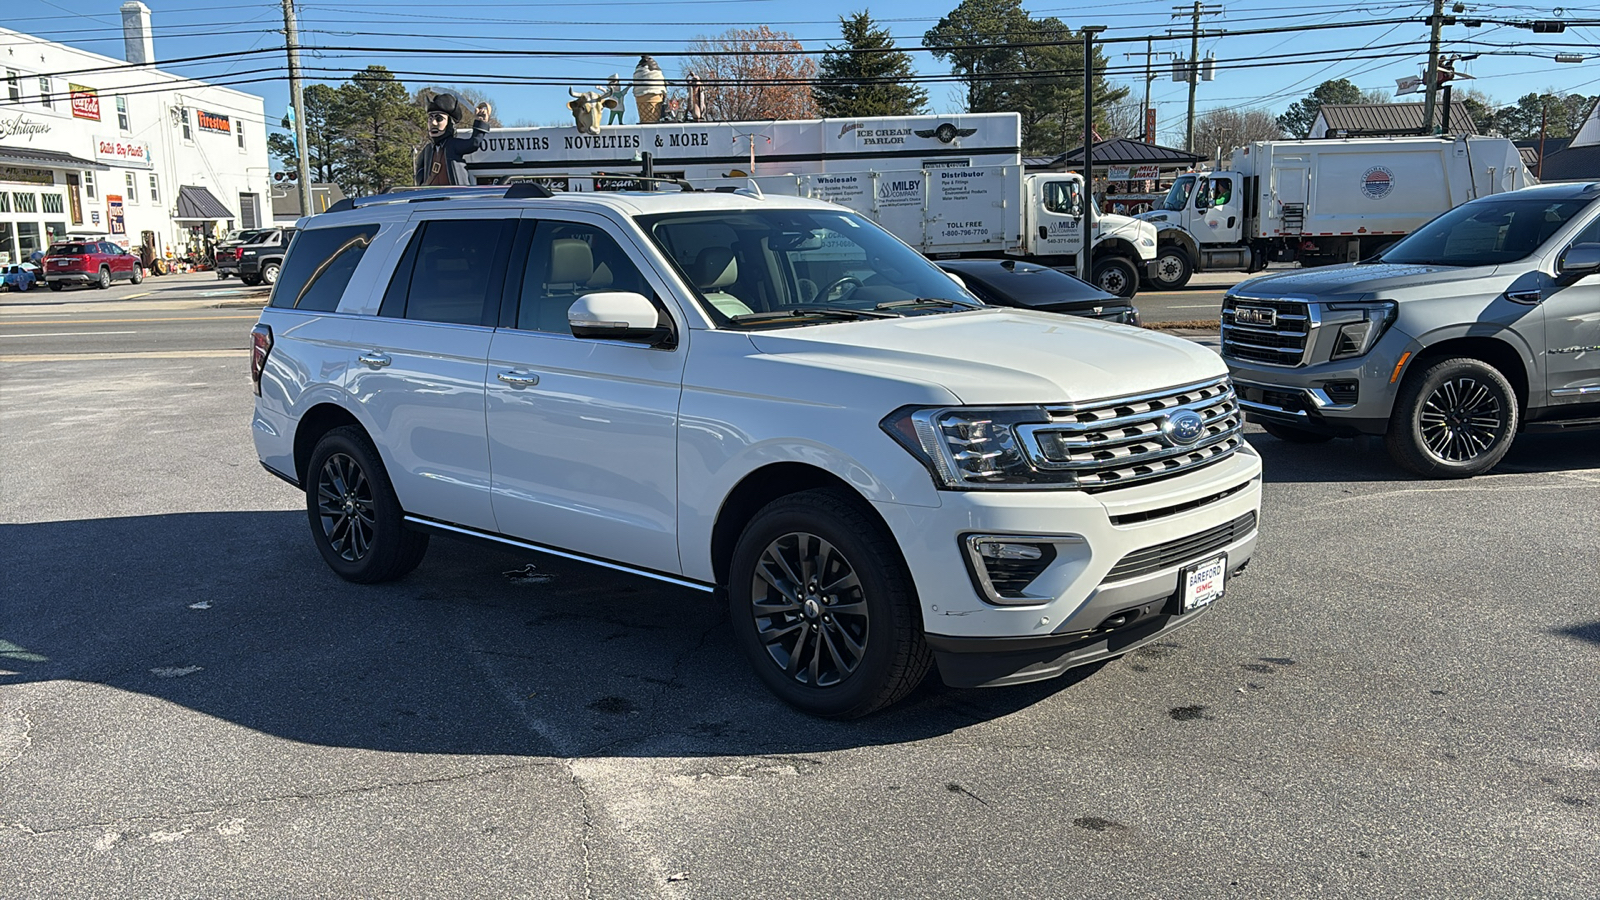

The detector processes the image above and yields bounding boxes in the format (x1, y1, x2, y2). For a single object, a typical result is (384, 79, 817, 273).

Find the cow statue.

(568, 88, 605, 136)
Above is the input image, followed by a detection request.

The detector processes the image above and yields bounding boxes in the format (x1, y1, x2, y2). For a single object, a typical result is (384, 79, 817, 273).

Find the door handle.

(497, 371, 540, 387)
(358, 352, 391, 368)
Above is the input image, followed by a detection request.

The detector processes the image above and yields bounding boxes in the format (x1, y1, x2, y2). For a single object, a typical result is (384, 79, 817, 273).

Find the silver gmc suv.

(250, 183, 1262, 717)
(1222, 181, 1600, 477)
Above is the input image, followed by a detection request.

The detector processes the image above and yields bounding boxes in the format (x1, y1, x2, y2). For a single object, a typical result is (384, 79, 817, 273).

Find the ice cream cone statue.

(633, 55, 666, 124)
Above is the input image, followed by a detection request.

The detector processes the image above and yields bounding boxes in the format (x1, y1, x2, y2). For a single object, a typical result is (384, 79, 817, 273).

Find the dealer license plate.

(1181, 554, 1226, 612)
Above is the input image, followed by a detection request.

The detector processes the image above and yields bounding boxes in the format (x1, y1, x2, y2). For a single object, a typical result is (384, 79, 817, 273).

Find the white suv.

(250, 184, 1262, 717)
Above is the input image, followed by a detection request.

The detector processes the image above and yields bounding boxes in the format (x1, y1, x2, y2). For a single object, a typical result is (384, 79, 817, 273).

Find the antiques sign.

(0, 114, 52, 142)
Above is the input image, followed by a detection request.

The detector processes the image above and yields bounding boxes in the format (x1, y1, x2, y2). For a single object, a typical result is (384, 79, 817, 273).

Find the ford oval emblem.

(1164, 409, 1206, 445)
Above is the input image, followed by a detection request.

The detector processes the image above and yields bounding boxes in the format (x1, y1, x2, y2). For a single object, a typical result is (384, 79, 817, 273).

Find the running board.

(403, 516, 715, 593)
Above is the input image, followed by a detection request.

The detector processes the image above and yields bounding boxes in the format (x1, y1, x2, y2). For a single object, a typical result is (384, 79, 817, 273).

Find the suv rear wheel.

(96, 267, 111, 289)
(1386, 357, 1518, 478)
(728, 489, 931, 718)
(306, 426, 429, 582)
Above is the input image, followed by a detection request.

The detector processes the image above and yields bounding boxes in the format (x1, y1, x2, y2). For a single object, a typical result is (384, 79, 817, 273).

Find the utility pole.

(1124, 39, 1176, 143)
(1080, 25, 1106, 283)
(1422, 0, 1445, 135)
(1173, 2, 1222, 153)
(281, 0, 311, 216)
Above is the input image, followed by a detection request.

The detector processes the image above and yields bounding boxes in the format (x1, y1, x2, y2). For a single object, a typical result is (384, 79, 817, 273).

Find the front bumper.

(873, 447, 1262, 688)
(1227, 334, 1417, 436)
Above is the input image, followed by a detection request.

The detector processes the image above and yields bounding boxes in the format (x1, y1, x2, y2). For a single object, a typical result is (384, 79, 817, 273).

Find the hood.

(746, 308, 1225, 406)
(1232, 262, 1506, 301)
(1095, 212, 1157, 244)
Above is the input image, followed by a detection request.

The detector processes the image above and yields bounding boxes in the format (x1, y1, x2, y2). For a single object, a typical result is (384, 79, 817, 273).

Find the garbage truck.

(1137, 135, 1534, 288)
(464, 112, 1157, 297)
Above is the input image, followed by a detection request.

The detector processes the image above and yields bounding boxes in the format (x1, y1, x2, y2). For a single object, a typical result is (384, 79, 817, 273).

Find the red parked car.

(43, 240, 144, 291)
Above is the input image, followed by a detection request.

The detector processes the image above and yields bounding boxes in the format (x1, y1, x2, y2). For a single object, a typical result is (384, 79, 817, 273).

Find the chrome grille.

(1221, 296, 1316, 367)
(1021, 378, 1244, 492)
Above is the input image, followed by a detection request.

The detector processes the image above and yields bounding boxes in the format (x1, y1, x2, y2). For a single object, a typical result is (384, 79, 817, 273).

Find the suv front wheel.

(1386, 357, 1519, 478)
(728, 489, 931, 719)
(306, 426, 429, 582)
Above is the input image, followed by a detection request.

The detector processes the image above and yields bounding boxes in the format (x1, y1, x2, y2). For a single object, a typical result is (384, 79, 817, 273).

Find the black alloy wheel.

(728, 489, 930, 718)
(1386, 357, 1518, 478)
(306, 426, 429, 582)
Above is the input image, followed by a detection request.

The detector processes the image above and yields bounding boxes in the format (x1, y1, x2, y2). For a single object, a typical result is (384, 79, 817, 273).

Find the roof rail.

(324, 182, 553, 213)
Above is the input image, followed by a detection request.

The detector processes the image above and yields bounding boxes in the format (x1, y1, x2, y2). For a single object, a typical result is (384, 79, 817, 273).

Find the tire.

(262, 262, 281, 285)
(728, 489, 932, 719)
(1091, 256, 1139, 299)
(1385, 357, 1519, 478)
(305, 426, 429, 583)
(240, 275, 262, 287)
(217, 271, 229, 280)
(49, 282, 63, 292)
(1148, 246, 1193, 290)
(1261, 421, 1333, 444)
(130, 265, 144, 285)
(96, 267, 111, 289)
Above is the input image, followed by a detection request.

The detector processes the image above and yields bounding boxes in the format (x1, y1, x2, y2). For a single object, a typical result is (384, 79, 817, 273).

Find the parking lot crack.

(566, 761, 596, 900)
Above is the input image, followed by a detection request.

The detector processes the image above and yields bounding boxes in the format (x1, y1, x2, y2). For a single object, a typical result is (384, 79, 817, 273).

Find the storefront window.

(0, 192, 10, 213)
(46, 222, 68, 245)
(0, 223, 14, 265)
(13, 193, 37, 214)
(17, 223, 42, 258)
(43, 194, 65, 214)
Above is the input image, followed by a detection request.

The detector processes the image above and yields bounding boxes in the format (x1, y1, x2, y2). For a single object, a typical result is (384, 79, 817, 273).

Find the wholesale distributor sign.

(94, 136, 153, 169)
(70, 84, 101, 121)
(196, 110, 231, 134)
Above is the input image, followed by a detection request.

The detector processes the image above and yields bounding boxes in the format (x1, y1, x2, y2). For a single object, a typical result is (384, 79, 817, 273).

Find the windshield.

(1162, 175, 1196, 212)
(639, 208, 981, 327)
(1378, 196, 1596, 267)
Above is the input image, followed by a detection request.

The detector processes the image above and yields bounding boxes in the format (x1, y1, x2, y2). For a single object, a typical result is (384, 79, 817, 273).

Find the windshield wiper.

(729, 306, 901, 325)
(874, 297, 982, 311)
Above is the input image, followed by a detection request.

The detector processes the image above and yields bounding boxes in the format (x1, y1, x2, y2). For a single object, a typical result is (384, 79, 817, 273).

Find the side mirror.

(1557, 243, 1600, 285)
(944, 271, 967, 289)
(568, 291, 674, 346)
(1069, 202, 1084, 218)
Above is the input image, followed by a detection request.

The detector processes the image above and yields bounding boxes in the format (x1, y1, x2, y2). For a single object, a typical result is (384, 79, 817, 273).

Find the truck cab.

(1022, 173, 1158, 298)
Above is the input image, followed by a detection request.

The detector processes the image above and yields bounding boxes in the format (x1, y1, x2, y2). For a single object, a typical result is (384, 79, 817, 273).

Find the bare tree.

(412, 86, 503, 127)
(682, 25, 819, 121)
(1098, 100, 1147, 140)
(1194, 107, 1282, 163)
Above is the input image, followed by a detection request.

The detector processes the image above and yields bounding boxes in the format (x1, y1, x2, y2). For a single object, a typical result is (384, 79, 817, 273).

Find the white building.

(0, 2, 271, 265)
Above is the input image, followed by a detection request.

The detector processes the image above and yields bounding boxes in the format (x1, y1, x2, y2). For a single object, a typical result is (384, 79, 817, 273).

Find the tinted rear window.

(48, 244, 88, 255)
(268, 224, 380, 312)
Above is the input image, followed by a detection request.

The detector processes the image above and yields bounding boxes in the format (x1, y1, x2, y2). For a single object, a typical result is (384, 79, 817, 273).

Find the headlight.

(882, 406, 1075, 489)
(1326, 301, 1397, 360)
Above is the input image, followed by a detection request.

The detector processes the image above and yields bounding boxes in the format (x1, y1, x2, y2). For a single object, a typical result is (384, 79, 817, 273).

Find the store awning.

(0, 146, 109, 171)
(174, 185, 235, 221)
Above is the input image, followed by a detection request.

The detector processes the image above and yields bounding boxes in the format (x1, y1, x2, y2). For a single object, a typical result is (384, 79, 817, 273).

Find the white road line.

(1160, 304, 1223, 309)
(0, 331, 138, 338)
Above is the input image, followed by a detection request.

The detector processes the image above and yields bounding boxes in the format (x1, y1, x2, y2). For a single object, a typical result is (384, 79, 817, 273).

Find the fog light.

(962, 534, 1060, 604)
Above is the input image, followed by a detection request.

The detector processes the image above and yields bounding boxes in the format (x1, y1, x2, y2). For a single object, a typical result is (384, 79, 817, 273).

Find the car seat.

(538, 238, 594, 333)
(690, 247, 753, 316)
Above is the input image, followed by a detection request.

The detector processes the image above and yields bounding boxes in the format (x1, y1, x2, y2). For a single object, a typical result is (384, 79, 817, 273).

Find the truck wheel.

(49, 282, 63, 292)
(306, 426, 429, 583)
(1261, 422, 1333, 444)
(263, 261, 281, 285)
(1385, 358, 1518, 478)
(1149, 247, 1192, 289)
(1091, 257, 1138, 299)
(728, 489, 931, 719)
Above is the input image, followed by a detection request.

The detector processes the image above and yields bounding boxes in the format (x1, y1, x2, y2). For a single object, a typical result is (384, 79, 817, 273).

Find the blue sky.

(24, 0, 1600, 151)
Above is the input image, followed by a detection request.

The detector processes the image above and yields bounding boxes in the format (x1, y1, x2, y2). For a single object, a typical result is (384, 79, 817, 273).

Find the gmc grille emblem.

(1235, 306, 1277, 327)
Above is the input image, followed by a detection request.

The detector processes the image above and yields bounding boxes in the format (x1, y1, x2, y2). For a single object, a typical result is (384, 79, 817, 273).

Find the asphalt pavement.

(0, 295, 1595, 897)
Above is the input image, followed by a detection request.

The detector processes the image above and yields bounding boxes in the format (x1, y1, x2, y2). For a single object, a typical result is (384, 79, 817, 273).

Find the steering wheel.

(816, 275, 862, 303)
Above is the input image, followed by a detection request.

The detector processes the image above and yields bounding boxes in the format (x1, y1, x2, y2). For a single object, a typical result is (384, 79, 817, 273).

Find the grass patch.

(1143, 319, 1219, 331)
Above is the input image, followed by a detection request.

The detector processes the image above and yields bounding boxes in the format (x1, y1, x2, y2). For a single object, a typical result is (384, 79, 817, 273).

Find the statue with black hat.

(414, 91, 493, 187)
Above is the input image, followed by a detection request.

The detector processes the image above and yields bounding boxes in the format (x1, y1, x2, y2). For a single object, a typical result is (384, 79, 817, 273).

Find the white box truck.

(466, 112, 1156, 297)
(1137, 136, 1533, 289)
(729, 166, 1158, 298)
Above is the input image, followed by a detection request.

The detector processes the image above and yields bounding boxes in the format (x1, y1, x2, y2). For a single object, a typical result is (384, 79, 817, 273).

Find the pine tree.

(814, 12, 928, 118)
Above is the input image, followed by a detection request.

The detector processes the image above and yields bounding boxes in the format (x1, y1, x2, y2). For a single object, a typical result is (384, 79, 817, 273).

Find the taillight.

(250, 324, 273, 396)
(234, 247, 245, 261)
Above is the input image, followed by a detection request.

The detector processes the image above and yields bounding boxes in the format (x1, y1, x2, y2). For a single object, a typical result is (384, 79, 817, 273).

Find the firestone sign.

(70, 83, 101, 121)
(196, 110, 231, 134)
(95, 136, 152, 169)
